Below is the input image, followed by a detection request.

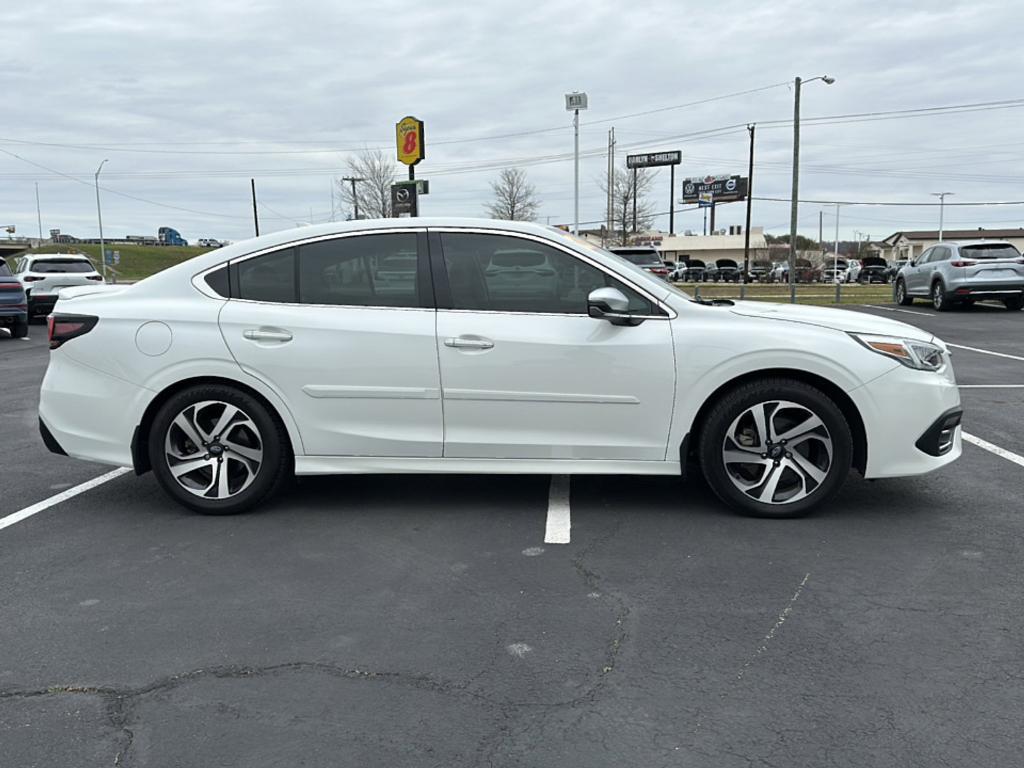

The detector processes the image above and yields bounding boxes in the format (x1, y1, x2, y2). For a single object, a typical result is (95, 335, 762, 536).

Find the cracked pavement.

(2, 306, 1024, 766)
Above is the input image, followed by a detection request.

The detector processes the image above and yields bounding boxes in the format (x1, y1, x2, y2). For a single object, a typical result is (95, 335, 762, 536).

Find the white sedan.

(38, 219, 963, 518)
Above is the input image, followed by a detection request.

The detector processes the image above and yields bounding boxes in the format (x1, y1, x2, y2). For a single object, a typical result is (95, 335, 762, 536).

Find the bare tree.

(337, 149, 397, 220)
(485, 168, 541, 221)
(600, 163, 657, 245)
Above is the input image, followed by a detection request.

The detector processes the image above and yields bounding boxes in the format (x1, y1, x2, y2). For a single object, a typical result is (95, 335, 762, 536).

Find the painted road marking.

(865, 305, 932, 316)
(958, 384, 1024, 389)
(947, 343, 1024, 364)
(0, 467, 131, 534)
(962, 432, 1024, 469)
(544, 475, 571, 544)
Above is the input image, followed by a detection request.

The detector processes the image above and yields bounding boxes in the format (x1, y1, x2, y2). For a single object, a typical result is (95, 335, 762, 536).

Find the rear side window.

(236, 248, 296, 303)
(29, 259, 94, 273)
(203, 265, 230, 297)
(961, 244, 1021, 260)
(298, 233, 419, 307)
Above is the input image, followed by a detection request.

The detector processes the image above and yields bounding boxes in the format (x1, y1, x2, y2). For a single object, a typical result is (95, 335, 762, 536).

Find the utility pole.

(631, 168, 638, 235)
(94, 159, 109, 281)
(35, 182, 43, 240)
(250, 178, 260, 236)
(931, 192, 954, 241)
(834, 203, 841, 281)
(343, 176, 367, 220)
(819, 210, 824, 253)
(669, 162, 676, 236)
(608, 128, 615, 244)
(743, 124, 755, 277)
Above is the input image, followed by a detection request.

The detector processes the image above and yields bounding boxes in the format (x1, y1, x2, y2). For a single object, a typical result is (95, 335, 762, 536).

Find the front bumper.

(852, 360, 963, 479)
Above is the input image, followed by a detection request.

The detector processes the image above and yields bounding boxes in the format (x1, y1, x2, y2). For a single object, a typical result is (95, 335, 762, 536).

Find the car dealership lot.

(1, 303, 1023, 767)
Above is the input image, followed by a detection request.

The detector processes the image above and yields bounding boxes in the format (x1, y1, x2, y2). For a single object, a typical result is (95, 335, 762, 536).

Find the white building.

(879, 228, 1024, 262)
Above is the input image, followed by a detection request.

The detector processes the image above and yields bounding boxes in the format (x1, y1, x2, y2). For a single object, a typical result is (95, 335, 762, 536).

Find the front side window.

(298, 233, 419, 307)
(440, 232, 655, 314)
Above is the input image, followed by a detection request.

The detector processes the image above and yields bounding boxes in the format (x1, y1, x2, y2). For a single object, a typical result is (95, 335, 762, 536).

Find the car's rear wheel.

(148, 384, 291, 515)
(932, 281, 950, 311)
(1003, 295, 1023, 311)
(895, 279, 913, 305)
(698, 379, 853, 518)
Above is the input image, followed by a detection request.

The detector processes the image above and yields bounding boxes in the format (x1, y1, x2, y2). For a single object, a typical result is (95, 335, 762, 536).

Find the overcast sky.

(1, 0, 1022, 244)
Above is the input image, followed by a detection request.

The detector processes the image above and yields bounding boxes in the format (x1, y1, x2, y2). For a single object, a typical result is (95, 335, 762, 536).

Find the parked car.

(854, 256, 889, 284)
(895, 240, 1024, 311)
(39, 218, 962, 520)
(706, 258, 741, 283)
(821, 259, 848, 283)
(886, 259, 909, 282)
(747, 260, 772, 282)
(793, 259, 820, 283)
(12, 253, 103, 320)
(769, 261, 788, 283)
(608, 246, 670, 280)
(0, 260, 29, 338)
(678, 259, 707, 282)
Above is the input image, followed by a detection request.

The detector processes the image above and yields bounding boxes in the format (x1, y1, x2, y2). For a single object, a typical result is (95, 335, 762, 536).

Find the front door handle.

(243, 327, 293, 343)
(444, 336, 494, 350)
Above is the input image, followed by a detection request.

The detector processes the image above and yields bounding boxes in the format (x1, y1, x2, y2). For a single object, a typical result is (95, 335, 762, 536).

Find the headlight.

(850, 333, 946, 371)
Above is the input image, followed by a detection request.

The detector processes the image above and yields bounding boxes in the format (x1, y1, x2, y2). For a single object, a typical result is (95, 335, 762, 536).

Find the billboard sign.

(682, 174, 748, 203)
(396, 116, 425, 166)
(626, 151, 681, 169)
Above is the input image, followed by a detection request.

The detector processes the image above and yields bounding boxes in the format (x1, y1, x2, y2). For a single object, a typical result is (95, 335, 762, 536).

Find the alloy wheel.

(164, 400, 263, 499)
(721, 400, 834, 505)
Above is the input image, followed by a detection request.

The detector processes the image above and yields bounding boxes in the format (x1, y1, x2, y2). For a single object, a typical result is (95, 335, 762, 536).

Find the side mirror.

(587, 287, 641, 326)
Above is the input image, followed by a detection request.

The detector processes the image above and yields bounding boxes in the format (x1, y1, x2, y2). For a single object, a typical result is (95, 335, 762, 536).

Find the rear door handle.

(243, 327, 293, 343)
(444, 336, 494, 350)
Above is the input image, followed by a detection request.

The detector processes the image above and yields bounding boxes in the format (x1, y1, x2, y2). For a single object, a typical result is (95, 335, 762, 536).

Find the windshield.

(961, 244, 1021, 260)
(30, 258, 94, 273)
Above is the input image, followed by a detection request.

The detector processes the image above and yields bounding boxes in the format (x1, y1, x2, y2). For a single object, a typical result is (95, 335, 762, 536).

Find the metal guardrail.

(685, 280, 895, 304)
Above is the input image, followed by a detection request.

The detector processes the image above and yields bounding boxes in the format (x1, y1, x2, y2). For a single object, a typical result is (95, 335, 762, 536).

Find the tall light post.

(94, 159, 109, 282)
(342, 176, 367, 220)
(931, 192, 954, 241)
(788, 74, 835, 295)
(565, 91, 588, 235)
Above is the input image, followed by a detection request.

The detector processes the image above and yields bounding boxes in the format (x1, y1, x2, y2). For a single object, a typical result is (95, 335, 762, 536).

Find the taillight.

(48, 313, 98, 350)
(0, 283, 22, 291)
(950, 260, 976, 267)
(23, 275, 44, 282)
(86, 275, 104, 281)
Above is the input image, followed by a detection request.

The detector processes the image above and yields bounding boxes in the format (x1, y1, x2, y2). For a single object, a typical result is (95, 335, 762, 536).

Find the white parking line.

(962, 432, 1024, 469)
(947, 343, 1024, 363)
(865, 305, 933, 316)
(544, 475, 571, 544)
(958, 384, 1024, 389)
(0, 467, 130, 533)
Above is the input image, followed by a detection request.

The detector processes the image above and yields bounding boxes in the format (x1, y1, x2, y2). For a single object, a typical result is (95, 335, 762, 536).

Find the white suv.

(38, 219, 962, 518)
(13, 253, 103, 319)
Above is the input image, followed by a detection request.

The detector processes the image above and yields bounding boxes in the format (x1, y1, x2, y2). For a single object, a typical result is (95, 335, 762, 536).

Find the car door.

(905, 247, 933, 294)
(432, 229, 675, 461)
(217, 229, 443, 457)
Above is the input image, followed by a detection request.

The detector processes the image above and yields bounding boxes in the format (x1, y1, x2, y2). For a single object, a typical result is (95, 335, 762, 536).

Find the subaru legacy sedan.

(38, 219, 962, 518)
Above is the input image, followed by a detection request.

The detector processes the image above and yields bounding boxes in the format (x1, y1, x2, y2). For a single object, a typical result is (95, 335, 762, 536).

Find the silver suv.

(895, 240, 1024, 311)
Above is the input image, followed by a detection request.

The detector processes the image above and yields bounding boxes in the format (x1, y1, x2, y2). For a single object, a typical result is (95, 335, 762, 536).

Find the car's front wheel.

(1003, 295, 1023, 311)
(698, 379, 853, 518)
(148, 384, 291, 515)
(895, 279, 913, 305)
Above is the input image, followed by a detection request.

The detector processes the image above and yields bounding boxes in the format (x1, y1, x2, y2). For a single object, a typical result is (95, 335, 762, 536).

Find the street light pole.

(565, 92, 588, 235)
(788, 74, 835, 299)
(94, 159, 109, 282)
(931, 192, 954, 241)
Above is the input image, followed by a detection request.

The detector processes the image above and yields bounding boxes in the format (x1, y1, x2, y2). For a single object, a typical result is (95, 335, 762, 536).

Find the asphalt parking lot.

(1, 302, 1022, 767)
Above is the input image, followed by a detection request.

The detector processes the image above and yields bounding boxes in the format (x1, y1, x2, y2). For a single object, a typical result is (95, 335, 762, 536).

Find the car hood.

(728, 301, 936, 343)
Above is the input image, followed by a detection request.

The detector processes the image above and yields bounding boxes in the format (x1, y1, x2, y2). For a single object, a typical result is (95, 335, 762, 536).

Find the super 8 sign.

(396, 116, 425, 166)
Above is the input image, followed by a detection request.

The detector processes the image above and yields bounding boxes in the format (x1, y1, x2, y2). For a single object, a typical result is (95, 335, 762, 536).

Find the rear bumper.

(27, 294, 57, 315)
(0, 307, 27, 325)
(948, 282, 1024, 300)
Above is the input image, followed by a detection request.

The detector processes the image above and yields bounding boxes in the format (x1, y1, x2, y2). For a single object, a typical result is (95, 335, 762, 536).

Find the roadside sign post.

(565, 92, 588, 235)
(626, 151, 681, 236)
(395, 116, 425, 216)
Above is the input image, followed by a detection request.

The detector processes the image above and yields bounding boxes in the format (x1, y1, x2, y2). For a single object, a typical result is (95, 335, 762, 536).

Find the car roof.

(942, 240, 1016, 249)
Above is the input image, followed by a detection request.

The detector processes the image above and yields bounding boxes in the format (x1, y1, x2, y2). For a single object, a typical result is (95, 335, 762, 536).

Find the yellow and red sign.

(396, 116, 425, 166)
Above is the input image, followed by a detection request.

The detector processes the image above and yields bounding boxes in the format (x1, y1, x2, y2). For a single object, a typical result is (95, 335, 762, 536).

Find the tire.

(895, 279, 913, 306)
(11, 318, 28, 338)
(698, 378, 853, 519)
(932, 281, 950, 311)
(1003, 295, 1024, 311)
(148, 384, 292, 515)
